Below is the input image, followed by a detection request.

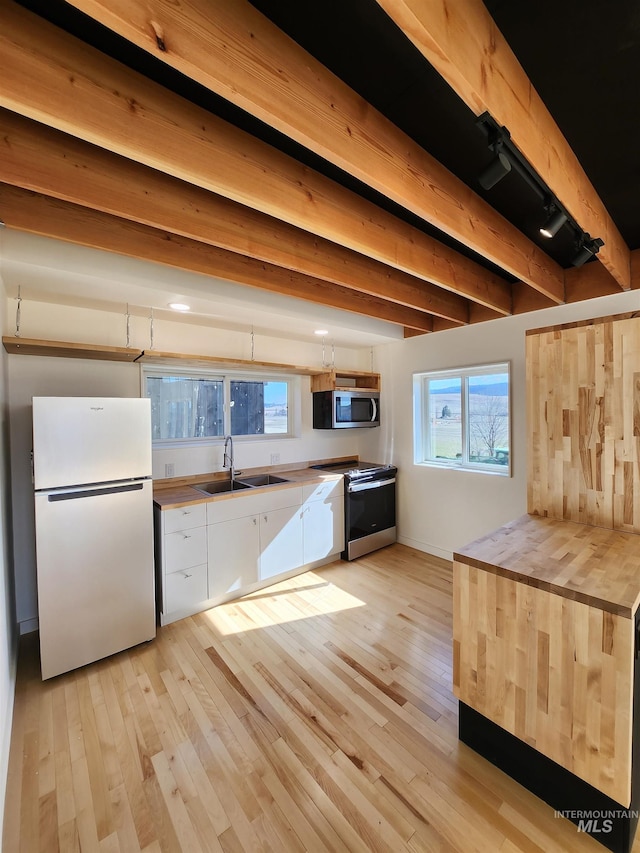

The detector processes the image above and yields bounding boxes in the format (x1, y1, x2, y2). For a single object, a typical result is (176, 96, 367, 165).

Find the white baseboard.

(397, 534, 453, 562)
(19, 617, 38, 635)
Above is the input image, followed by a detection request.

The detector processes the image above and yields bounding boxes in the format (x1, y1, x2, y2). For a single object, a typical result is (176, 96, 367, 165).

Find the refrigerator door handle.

(47, 482, 144, 502)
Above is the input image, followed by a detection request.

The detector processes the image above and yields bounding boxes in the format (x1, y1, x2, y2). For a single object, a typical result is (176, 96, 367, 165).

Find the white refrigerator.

(33, 396, 156, 680)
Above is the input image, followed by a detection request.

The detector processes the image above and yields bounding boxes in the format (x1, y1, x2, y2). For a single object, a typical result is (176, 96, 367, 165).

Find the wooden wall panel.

(527, 313, 640, 531)
(453, 561, 634, 806)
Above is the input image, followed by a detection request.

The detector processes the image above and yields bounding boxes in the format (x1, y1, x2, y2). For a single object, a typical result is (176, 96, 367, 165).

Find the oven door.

(344, 476, 396, 559)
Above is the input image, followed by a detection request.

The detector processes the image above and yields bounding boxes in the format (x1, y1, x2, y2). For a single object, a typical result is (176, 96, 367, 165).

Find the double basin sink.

(193, 473, 290, 496)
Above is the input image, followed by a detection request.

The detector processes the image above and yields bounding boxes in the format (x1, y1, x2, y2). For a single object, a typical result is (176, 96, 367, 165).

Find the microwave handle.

(371, 397, 378, 422)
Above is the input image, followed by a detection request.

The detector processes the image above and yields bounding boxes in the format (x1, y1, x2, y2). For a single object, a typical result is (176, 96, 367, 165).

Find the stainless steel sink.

(235, 474, 290, 487)
(192, 480, 253, 495)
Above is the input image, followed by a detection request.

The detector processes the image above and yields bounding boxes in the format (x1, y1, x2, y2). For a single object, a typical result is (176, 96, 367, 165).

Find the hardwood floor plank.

(69, 750, 102, 853)
(37, 686, 55, 797)
(107, 782, 141, 853)
(98, 668, 156, 849)
(3, 544, 627, 852)
(175, 738, 230, 836)
(251, 755, 338, 852)
(57, 818, 81, 852)
(38, 788, 59, 853)
(76, 676, 113, 840)
(139, 756, 184, 853)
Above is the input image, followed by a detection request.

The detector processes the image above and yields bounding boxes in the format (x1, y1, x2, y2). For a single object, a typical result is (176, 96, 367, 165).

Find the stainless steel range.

(311, 461, 397, 560)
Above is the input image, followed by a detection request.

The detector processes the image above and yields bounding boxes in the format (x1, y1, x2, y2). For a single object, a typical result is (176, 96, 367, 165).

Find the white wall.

(0, 271, 18, 845)
(361, 289, 640, 560)
(5, 301, 370, 632)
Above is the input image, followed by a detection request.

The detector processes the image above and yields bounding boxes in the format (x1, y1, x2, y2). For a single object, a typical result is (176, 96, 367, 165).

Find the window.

(144, 368, 293, 443)
(414, 363, 510, 474)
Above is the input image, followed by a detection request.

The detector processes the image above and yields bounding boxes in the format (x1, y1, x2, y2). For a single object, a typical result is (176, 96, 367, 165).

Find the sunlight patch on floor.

(202, 571, 366, 634)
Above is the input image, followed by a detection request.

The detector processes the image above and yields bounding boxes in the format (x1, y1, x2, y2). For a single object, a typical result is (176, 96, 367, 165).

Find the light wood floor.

(2, 544, 617, 852)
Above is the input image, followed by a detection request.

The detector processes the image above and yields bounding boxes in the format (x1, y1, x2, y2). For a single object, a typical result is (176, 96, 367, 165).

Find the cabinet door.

(259, 506, 303, 581)
(208, 515, 260, 600)
(303, 495, 344, 564)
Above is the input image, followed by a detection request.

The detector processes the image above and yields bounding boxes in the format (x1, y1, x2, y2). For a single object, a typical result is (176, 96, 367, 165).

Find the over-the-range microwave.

(312, 389, 380, 429)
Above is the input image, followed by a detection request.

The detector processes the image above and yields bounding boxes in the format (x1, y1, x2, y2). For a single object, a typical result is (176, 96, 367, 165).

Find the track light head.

(572, 235, 604, 267)
(539, 205, 568, 238)
(478, 151, 512, 190)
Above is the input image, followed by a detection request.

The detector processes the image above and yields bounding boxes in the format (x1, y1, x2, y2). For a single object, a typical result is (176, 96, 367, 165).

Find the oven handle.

(348, 477, 396, 493)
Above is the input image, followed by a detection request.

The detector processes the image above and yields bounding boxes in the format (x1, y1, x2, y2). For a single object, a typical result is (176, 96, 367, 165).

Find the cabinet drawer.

(164, 563, 207, 613)
(164, 526, 207, 572)
(302, 478, 343, 503)
(163, 503, 207, 534)
(207, 485, 302, 524)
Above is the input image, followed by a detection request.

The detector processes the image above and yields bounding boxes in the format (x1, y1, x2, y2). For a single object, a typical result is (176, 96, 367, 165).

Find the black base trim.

(459, 703, 638, 853)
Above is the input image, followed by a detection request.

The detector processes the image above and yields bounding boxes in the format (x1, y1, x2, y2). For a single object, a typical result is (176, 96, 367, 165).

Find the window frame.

(413, 361, 511, 476)
(141, 365, 298, 447)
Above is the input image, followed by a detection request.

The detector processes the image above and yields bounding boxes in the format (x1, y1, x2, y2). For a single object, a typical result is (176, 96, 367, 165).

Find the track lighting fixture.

(476, 112, 605, 262)
(539, 204, 568, 238)
(478, 148, 512, 190)
(571, 235, 604, 267)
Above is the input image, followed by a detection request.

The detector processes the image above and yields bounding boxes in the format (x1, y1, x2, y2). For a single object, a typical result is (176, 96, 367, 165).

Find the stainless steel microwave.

(312, 390, 380, 429)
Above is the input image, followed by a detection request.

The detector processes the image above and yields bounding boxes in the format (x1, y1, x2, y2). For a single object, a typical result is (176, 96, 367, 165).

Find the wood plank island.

(453, 514, 640, 852)
(452, 312, 640, 852)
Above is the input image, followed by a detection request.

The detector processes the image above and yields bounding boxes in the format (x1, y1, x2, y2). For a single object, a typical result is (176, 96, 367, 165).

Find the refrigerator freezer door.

(33, 397, 152, 490)
(35, 479, 156, 679)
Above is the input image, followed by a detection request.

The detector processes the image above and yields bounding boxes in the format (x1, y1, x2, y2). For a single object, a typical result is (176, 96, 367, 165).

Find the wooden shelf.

(2, 336, 141, 361)
(2, 337, 366, 380)
(136, 349, 318, 375)
(310, 369, 380, 392)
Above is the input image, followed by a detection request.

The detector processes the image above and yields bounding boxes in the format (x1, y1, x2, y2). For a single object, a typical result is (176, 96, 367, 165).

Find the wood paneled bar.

(455, 312, 640, 851)
(453, 514, 640, 807)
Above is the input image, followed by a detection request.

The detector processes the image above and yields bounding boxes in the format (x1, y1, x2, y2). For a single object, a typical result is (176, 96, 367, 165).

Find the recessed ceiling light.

(168, 302, 190, 311)
(314, 329, 329, 336)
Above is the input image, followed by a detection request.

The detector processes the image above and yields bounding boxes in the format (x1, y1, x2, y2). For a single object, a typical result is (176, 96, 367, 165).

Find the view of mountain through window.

(415, 364, 510, 474)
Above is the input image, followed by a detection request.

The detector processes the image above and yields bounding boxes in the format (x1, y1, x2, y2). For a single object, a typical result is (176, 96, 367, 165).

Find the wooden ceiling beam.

(0, 0, 512, 315)
(0, 184, 436, 332)
(375, 0, 631, 292)
(0, 109, 469, 327)
(565, 259, 632, 304)
(58, 0, 563, 303)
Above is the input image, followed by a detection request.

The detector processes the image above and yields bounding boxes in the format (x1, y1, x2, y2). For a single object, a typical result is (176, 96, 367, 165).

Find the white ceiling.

(0, 229, 404, 349)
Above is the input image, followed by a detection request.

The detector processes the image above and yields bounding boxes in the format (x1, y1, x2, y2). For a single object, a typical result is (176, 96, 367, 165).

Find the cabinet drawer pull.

(182, 533, 191, 539)
(182, 509, 191, 515)
(182, 572, 192, 579)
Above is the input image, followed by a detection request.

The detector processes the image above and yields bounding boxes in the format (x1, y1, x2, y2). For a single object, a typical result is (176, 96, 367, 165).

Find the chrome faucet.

(223, 435, 235, 483)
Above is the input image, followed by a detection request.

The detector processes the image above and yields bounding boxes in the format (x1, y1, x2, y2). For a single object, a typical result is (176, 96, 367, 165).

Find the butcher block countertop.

(153, 465, 343, 510)
(454, 514, 640, 618)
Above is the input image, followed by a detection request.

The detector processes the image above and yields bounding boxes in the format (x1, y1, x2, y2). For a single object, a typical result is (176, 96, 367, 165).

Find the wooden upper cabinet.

(526, 310, 640, 532)
(310, 369, 380, 392)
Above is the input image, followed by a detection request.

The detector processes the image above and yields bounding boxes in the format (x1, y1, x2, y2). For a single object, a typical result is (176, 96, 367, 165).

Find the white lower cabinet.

(302, 495, 344, 564)
(259, 505, 304, 581)
(155, 503, 208, 624)
(156, 476, 345, 624)
(207, 513, 260, 599)
(207, 485, 303, 596)
(301, 478, 345, 564)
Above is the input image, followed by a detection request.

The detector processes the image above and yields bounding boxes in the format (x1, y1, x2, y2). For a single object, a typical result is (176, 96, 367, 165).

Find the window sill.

(415, 460, 510, 477)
